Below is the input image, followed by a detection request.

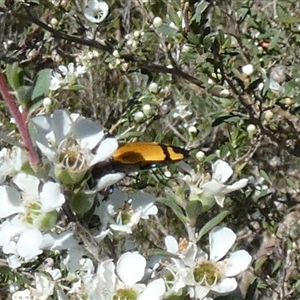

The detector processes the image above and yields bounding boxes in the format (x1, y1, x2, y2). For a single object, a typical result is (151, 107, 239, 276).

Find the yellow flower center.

(113, 288, 138, 300)
(57, 138, 87, 171)
(193, 261, 223, 286)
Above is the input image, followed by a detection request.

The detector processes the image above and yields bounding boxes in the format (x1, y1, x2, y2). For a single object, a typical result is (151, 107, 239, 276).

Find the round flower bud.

(50, 18, 58, 26)
(196, 151, 205, 161)
(264, 110, 273, 120)
(142, 104, 152, 117)
(133, 30, 141, 39)
(134, 111, 145, 123)
(285, 97, 293, 106)
(188, 126, 197, 135)
(43, 97, 52, 109)
(148, 82, 159, 94)
(247, 124, 256, 137)
(92, 50, 99, 58)
(112, 50, 120, 58)
(242, 64, 254, 76)
(153, 17, 163, 28)
(121, 62, 129, 71)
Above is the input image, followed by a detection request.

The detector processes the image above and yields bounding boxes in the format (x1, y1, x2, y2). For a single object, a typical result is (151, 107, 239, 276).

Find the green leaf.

(268, 30, 281, 50)
(272, 259, 281, 275)
(186, 200, 202, 222)
(158, 197, 187, 225)
(192, 1, 210, 23)
(168, 9, 180, 27)
(67, 84, 85, 91)
(16, 85, 33, 106)
(31, 68, 52, 103)
(259, 169, 272, 185)
(6, 63, 22, 90)
(197, 210, 230, 241)
(70, 191, 95, 216)
(156, 25, 178, 36)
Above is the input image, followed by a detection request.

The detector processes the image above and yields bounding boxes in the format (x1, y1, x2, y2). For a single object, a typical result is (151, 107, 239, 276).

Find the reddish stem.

(0, 71, 41, 167)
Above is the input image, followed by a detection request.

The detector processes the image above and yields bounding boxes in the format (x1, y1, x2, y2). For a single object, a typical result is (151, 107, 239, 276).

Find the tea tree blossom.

(83, 252, 165, 299)
(0, 173, 66, 268)
(201, 160, 248, 207)
(165, 227, 252, 299)
(84, 0, 109, 23)
(0, 146, 27, 184)
(49, 62, 86, 90)
(30, 110, 118, 186)
(96, 189, 158, 234)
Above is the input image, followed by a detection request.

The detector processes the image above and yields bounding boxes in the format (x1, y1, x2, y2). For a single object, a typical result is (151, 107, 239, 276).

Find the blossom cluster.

(0, 1, 253, 299)
(0, 107, 251, 299)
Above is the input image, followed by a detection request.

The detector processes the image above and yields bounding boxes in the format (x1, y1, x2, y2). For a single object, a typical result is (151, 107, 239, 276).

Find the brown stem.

(0, 71, 41, 167)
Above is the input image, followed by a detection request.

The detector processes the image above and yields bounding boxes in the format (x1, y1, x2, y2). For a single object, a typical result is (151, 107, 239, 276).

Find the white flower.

(13, 173, 65, 214)
(83, 252, 164, 299)
(96, 189, 158, 234)
(30, 110, 118, 186)
(0, 146, 27, 184)
(84, 0, 109, 23)
(0, 173, 64, 221)
(242, 64, 254, 76)
(165, 227, 252, 299)
(189, 227, 251, 299)
(201, 160, 248, 207)
(49, 62, 86, 90)
(0, 216, 44, 268)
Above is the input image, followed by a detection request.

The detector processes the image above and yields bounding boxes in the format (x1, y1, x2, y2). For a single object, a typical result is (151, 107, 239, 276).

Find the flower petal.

(0, 186, 23, 218)
(13, 173, 39, 198)
(139, 278, 166, 300)
(212, 160, 233, 183)
(225, 250, 252, 277)
(73, 119, 104, 150)
(92, 172, 125, 191)
(40, 182, 65, 212)
(52, 110, 72, 144)
(225, 178, 248, 193)
(165, 235, 179, 253)
(90, 138, 118, 165)
(209, 227, 236, 261)
(201, 180, 227, 196)
(17, 228, 43, 259)
(212, 277, 237, 293)
(117, 252, 146, 286)
(214, 195, 226, 207)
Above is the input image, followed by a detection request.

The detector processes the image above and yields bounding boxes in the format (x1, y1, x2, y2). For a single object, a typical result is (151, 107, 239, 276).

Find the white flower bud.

(112, 50, 120, 58)
(285, 97, 293, 106)
(50, 18, 58, 26)
(242, 64, 254, 76)
(196, 151, 205, 160)
(43, 97, 52, 108)
(153, 17, 163, 28)
(134, 111, 145, 123)
(121, 62, 129, 71)
(133, 30, 141, 39)
(264, 110, 273, 120)
(92, 50, 99, 58)
(142, 104, 152, 117)
(247, 124, 256, 137)
(188, 126, 197, 134)
(148, 82, 159, 94)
